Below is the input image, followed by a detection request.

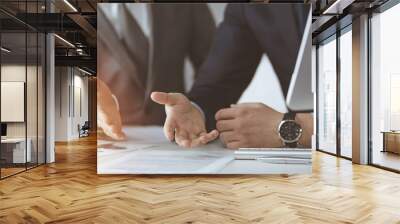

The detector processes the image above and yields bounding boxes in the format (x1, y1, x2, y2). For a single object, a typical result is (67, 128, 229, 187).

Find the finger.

(175, 131, 190, 147)
(185, 132, 204, 148)
(102, 123, 125, 140)
(198, 132, 208, 139)
(188, 130, 219, 147)
(188, 135, 205, 148)
(216, 120, 235, 132)
(188, 139, 202, 148)
(199, 130, 219, 144)
(220, 131, 239, 144)
(150, 92, 168, 105)
(97, 111, 126, 140)
(103, 124, 126, 141)
(226, 141, 241, 149)
(174, 134, 187, 147)
(180, 139, 191, 148)
(151, 92, 182, 106)
(215, 108, 238, 121)
(163, 119, 176, 141)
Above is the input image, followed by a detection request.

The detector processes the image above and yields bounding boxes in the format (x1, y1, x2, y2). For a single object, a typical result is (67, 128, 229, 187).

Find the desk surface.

(97, 126, 312, 174)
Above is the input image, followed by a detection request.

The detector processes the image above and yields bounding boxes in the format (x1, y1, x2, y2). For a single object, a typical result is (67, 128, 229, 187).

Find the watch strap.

(283, 112, 296, 120)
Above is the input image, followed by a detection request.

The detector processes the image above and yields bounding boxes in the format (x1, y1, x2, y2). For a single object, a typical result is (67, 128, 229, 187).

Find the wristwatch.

(277, 112, 302, 148)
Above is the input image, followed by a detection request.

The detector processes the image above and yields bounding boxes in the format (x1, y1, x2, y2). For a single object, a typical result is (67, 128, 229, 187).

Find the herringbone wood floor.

(1, 136, 400, 224)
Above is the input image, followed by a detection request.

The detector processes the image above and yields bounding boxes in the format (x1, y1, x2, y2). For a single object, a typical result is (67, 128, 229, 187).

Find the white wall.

(72, 74, 89, 137)
(1, 65, 40, 137)
(55, 67, 89, 141)
(1, 82, 25, 122)
(1, 65, 26, 134)
(55, 67, 68, 141)
(1, 64, 46, 163)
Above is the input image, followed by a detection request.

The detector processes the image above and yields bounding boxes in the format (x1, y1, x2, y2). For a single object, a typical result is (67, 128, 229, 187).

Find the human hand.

(151, 92, 218, 147)
(97, 79, 126, 140)
(215, 103, 283, 149)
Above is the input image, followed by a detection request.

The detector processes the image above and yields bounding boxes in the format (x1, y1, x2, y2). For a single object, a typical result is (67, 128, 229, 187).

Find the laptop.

(286, 7, 313, 112)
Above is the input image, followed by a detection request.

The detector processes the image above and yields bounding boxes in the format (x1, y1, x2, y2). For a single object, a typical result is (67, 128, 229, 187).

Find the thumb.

(151, 92, 184, 106)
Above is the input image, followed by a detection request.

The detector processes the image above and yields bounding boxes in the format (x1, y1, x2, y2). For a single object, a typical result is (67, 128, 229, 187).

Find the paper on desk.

(98, 143, 234, 174)
(97, 126, 312, 174)
(98, 126, 234, 174)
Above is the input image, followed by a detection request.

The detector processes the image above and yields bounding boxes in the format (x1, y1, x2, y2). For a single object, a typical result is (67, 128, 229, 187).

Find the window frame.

(367, 0, 400, 173)
(0, 0, 48, 180)
(315, 23, 353, 161)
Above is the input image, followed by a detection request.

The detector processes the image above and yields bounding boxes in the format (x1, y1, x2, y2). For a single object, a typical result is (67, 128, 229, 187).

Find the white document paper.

(97, 126, 312, 174)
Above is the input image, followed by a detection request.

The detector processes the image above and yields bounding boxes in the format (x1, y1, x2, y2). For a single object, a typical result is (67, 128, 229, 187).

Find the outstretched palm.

(151, 92, 218, 147)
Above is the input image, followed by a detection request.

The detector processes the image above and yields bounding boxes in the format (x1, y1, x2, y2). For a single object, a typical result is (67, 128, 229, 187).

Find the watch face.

(278, 120, 302, 143)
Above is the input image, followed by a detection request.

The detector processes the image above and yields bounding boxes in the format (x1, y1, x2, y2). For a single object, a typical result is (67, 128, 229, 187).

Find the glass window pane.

(0, 0, 46, 179)
(340, 29, 352, 158)
(27, 31, 38, 169)
(1, 31, 28, 177)
(318, 37, 337, 154)
(371, 3, 400, 171)
(38, 33, 46, 165)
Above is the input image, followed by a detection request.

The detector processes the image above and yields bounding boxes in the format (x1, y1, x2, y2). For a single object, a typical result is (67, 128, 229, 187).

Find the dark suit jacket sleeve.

(188, 4, 216, 72)
(188, 5, 263, 131)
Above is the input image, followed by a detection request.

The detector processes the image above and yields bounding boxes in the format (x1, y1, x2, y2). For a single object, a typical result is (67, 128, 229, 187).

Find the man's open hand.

(215, 103, 283, 149)
(97, 79, 126, 140)
(151, 92, 218, 147)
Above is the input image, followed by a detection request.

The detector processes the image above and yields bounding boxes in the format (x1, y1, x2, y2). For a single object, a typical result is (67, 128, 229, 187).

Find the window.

(317, 36, 337, 154)
(370, 2, 400, 171)
(0, 1, 47, 179)
(316, 24, 353, 159)
(339, 28, 352, 158)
